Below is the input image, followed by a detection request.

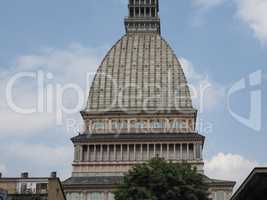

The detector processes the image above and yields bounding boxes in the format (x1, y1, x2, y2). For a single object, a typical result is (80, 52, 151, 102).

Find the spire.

(124, 0, 161, 34)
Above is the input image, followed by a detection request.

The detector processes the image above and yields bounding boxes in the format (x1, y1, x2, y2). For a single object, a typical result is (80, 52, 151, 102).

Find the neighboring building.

(63, 0, 235, 200)
(231, 167, 267, 200)
(0, 172, 66, 200)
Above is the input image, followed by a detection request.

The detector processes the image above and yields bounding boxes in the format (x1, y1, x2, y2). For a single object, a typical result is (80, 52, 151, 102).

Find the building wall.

(66, 190, 114, 200)
(209, 186, 234, 200)
(0, 181, 17, 194)
(65, 186, 233, 200)
(47, 178, 66, 200)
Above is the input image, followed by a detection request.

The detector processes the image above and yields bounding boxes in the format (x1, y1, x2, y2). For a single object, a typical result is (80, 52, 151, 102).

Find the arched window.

(172, 121, 182, 129)
(130, 7, 134, 17)
(112, 121, 128, 130)
(141, 7, 145, 16)
(130, 121, 145, 129)
(135, 121, 145, 129)
(151, 8, 155, 17)
(151, 121, 164, 129)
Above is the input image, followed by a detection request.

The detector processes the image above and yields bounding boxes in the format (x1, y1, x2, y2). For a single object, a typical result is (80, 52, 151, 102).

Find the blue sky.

(0, 0, 266, 187)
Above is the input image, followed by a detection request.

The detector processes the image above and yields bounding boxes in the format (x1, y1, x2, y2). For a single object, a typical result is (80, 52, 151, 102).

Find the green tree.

(114, 157, 210, 200)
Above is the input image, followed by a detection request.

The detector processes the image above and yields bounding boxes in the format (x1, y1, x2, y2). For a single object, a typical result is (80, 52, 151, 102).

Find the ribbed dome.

(86, 33, 193, 113)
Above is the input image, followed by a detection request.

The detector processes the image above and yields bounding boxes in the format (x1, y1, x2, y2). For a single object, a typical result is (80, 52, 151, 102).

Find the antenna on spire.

(124, 0, 161, 34)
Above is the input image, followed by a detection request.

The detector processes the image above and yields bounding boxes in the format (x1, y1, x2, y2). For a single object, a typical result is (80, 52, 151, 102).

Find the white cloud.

(0, 142, 73, 179)
(0, 164, 7, 174)
(7, 143, 72, 165)
(192, 0, 267, 44)
(0, 43, 104, 177)
(180, 57, 225, 112)
(0, 112, 55, 136)
(236, 0, 267, 44)
(0, 43, 103, 138)
(14, 43, 101, 83)
(205, 153, 262, 188)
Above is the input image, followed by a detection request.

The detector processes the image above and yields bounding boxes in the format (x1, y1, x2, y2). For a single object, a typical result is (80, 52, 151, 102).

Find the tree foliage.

(114, 158, 210, 200)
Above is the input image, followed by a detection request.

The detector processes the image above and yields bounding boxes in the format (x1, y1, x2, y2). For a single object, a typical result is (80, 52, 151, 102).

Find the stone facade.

(63, 0, 236, 200)
(0, 172, 66, 200)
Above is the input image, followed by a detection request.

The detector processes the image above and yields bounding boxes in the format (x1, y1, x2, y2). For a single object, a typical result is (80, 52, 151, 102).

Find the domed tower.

(64, 1, 235, 200)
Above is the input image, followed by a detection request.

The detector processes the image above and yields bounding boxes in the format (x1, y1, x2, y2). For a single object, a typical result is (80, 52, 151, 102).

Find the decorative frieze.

(86, 117, 195, 133)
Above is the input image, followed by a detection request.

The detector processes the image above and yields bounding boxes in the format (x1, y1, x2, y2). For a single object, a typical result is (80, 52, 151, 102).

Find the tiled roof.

(71, 133, 205, 143)
(85, 33, 193, 114)
(203, 175, 236, 187)
(63, 176, 122, 186)
(63, 175, 234, 187)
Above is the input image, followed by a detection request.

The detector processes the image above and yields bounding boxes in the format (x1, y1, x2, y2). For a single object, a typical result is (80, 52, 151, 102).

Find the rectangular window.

(196, 144, 201, 159)
(68, 193, 82, 200)
(94, 122, 105, 129)
(90, 192, 102, 200)
(36, 183, 48, 194)
(216, 191, 225, 200)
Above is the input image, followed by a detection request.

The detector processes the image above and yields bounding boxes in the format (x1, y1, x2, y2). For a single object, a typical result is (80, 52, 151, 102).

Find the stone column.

(167, 144, 169, 160)
(87, 145, 90, 161)
(174, 144, 176, 160)
(114, 145, 117, 161)
(120, 144, 123, 161)
(180, 144, 183, 160)
(134, 144, 136, 161)
(193, 143, 196, 160)
(160, 144, 163, 157)
(107, 145, 110, 161)
(127, 144, 130, 161)
(100, 145, 103, 161)
(187, 143, 189, 160)
(153, 144, 156, 157)
(94, 145, 96, 161)
(147, 144, 149, 160)
(141, 144, 143, 160)
(80, 145, 83, 162)
(74, 145, 78, 161)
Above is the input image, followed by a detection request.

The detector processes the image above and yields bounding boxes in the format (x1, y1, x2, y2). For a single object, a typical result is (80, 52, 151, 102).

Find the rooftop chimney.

(50, 171, 57, 178)
(21, 172, 29, 178)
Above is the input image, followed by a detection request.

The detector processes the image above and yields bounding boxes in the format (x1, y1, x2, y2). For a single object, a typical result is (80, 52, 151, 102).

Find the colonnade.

(74, 143, 202, 163)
